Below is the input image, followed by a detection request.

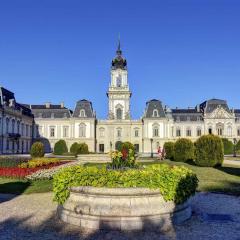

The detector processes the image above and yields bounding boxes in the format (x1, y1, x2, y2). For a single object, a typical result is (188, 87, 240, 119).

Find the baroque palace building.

(1, 42, 240, 154)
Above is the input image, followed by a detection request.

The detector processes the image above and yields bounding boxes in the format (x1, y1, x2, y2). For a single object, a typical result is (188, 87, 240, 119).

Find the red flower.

(121, 148, 128, 160)
(0, 161, 68, 178)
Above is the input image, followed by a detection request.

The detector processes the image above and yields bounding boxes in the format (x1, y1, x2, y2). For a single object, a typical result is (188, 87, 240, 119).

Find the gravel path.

(0, 192, 240, 240)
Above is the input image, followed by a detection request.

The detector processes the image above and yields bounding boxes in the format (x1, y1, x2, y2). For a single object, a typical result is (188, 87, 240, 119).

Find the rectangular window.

(117, 129, 121, 137)
(197, 129, 202, 137)
(186, 129, 191, 137)
(134, 129, 139, 137)
(238, 129, 240, 136)
(63, 126, 69, 138)
(50, 127, 55, 137)
(176, 129, 181, 137)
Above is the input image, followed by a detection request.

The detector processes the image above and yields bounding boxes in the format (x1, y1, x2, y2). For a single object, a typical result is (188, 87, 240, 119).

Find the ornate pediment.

(206, 106, 234, 119)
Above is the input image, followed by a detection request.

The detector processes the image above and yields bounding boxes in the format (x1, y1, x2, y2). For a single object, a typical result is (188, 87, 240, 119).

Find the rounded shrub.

(78, 143, 89, 154)
(70, 142, 79, 156)
(195, 135, 224, 167)
(174, 138, 195, 162)
(235, 140, 240, 154)
(30, 142, 45, 158)
(54, 140, 68, 155)
(164, 142, 175, 160)
(221, 138, 233, 155)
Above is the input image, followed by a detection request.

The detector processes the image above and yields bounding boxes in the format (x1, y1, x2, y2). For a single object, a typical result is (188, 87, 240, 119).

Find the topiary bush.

(54, 140, 68, 155)
(221, 138, 233, 155)
(195, 135, 224, 167)
(164, 142, 175, 160)
(30, 142, 45, 158)
(53, 164, 198, 205)
(70, 142, 89, 156)
(174, 138, 195, 162)
(70, 142, 80, 156)
(235, 140, 240, 154)
(78, 143, 89, 154)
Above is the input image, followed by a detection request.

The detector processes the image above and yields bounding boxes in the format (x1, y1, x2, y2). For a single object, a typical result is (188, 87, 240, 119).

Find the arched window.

(116, 108, 122, 120)
(197, 128, 202, 137)
(134, 128, 139, 137)
(6, 118, 9, 134)
(117, 128, 122, 137)
(11, 119, 15, 133)
(79, 109, 86, 117)
(79, 123, 86, 137)
(17, 121, 20, 134)
(216, 123, 224, 136)
(153, 109, 159, 117)
(186, 128, 191, 137)
(227, 126, 232, 137)
(116, 75, 122, 87)
(237, 128, 240, 136)
(152, 124, 159, 137)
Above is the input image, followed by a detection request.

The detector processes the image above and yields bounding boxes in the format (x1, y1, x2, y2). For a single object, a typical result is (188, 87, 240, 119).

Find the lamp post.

(150, 138, 153, 158)
(233, 138, 237, 158)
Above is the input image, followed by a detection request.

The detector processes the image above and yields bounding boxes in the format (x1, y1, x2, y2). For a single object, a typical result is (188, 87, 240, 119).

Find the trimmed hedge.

(54, 140, 68, 155)
(53, 164, 198, 205)
(222, 138, 233, 155)
(236, 140, 240, 154)
(195, 135, 224, 167)
(70, 142, 89, 156)
(30, 142, 45, 158)
(164, 142, 175, 160)
(174, 138, 195, 162)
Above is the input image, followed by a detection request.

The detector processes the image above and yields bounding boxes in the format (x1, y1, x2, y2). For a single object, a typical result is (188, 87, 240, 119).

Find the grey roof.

(171, 108, 203, 122)
(0, 87, 33, 118)
(200, 99, 230, 113)
(144, 99, 166, 118)
(30, 104, 72, 119)
(72, 99, 95, 118)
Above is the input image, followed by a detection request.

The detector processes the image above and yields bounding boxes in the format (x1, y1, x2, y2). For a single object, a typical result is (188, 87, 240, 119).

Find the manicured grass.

(84, 160, 240, 195)
(0, 159, 240, 195)
(0, 177, 52, 194)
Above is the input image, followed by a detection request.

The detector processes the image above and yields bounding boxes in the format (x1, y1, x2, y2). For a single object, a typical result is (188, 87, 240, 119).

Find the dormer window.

(79, 109, 86, 117)
(153, 109, 159, 117)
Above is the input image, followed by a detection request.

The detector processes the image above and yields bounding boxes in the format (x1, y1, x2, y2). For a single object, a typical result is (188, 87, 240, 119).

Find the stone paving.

(0, 192, 240, 240)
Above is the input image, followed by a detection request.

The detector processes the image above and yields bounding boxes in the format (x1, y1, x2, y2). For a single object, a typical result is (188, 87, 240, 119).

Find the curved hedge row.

(53, 164, 198, 205)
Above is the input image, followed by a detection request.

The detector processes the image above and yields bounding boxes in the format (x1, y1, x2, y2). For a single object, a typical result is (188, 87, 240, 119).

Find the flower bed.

(18, 158, 60, 168)
(0, 157, 29, 168)
(0, 161, 69, 178)
(54, 164, 198, 205)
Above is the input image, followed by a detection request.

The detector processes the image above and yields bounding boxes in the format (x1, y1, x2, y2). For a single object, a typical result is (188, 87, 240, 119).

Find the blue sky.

(0, 0, 240, 119)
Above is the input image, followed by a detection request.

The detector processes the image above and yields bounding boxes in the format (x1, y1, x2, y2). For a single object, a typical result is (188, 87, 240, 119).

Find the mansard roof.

(72, 99, 95, 118)
(0, 87, 15, 104)
(144, 99, 166, 118)
(200, 98, 230, 113)
(171, 108, 203, 122)
(29, 104, 72, 119)
(0, 87, 33, 118)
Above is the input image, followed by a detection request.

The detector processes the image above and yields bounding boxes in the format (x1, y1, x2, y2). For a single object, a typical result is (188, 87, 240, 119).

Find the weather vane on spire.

(116, 33, 122, 55)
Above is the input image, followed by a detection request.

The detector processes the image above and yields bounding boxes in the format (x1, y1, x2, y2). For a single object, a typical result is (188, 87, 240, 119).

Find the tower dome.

(111, 40, 127, 70)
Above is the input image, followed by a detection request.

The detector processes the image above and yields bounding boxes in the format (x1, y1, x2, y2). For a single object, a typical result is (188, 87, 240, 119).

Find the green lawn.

(0, 159, 240, 195)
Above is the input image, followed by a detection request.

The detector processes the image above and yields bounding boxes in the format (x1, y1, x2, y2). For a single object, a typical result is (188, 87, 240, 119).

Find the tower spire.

(116, 34, 122, 55)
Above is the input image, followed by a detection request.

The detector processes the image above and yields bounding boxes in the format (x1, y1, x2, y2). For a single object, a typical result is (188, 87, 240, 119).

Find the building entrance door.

(99, 144, 104, 153)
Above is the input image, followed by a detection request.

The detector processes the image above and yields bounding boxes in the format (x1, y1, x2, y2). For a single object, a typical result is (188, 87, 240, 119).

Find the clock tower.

(107, 40, 132, 120)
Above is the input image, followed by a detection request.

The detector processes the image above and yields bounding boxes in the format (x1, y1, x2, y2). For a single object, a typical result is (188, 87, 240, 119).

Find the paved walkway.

(0, 192, 240, 240)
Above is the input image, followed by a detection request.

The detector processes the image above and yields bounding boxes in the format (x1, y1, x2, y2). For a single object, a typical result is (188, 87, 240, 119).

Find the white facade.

(2, 44, 240, 155)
